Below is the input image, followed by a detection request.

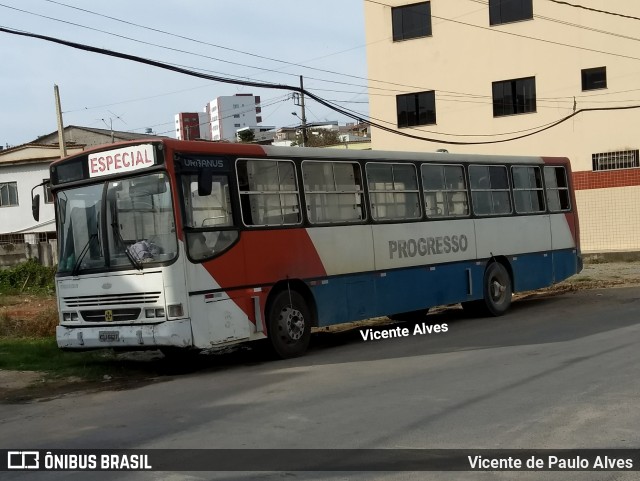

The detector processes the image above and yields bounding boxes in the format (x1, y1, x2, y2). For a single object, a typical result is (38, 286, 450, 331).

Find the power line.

(31, 0, 503, 100)
(465, 0, 640, 44)
(19, 0, 631, 114)
(546, 0, 640, 22)
(3, 25, 640, 145)
(364, 0, 640, 62)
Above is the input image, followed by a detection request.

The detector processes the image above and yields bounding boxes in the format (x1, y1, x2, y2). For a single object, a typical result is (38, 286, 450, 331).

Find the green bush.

(0, 260, 56, 295)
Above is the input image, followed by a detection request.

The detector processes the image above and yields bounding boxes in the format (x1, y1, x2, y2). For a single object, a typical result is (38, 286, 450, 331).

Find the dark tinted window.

(582, 66, 607, 91)
(469, 165, 512, 216)
(512, 166, 545, 213)
(489, 0, 533, 25)
(544, 166, 571, 212)
(492, 77, 536, 117)
(392, 2, 432, 41)
(397, 91, 436, 127)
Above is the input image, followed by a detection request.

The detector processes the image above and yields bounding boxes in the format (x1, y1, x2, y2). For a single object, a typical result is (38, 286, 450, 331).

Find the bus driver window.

(182, 173, 238, 261)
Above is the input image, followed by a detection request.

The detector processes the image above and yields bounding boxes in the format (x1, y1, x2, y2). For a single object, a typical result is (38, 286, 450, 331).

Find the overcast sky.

(0, 1, 369, 146)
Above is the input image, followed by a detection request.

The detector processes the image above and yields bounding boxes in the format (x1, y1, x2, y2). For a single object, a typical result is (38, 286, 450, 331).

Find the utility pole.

(299, 75, 308, 147)
(54, 84, 67, 158)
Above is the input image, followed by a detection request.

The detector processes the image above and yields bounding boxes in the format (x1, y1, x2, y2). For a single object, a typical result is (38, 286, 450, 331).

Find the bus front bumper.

(56, 319, 193, 350)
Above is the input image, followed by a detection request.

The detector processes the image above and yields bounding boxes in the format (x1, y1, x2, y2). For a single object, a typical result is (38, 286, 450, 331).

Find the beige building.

(364, 0, 640, 253)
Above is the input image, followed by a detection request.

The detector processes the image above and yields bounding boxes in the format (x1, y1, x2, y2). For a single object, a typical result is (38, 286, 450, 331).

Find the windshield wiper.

(71, 233, 98, 277)
(110, 222, 142, 271)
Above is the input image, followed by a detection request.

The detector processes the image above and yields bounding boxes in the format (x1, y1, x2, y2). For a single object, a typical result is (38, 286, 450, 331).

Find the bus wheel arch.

(264, 280, 317, 358)
(462, 257, 513, 317)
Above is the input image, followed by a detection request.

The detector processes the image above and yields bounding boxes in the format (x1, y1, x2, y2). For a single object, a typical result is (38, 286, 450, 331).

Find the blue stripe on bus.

(309, 249, 578, 327)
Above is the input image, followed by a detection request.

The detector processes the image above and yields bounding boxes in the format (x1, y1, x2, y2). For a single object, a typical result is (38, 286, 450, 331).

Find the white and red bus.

(34, 139, 581, 358)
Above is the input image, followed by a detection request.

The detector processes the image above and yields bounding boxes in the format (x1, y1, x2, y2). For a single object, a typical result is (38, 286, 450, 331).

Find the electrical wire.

(3, 26, 640, 145)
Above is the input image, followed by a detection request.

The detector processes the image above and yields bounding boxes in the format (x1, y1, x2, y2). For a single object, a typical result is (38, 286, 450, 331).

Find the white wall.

(212, 95, 260, 142)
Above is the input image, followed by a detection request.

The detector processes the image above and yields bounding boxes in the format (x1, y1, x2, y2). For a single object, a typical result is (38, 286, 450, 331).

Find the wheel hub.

(491, 279, 506, 300)
(280, 307, 305, 341)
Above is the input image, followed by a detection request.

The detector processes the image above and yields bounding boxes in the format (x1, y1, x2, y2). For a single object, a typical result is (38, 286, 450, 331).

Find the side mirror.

(32, 194, 40, 222)
(198, 170, 212, 196)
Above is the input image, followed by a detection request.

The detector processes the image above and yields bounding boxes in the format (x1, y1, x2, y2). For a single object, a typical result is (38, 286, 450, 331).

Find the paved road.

(2, 287, 640, 481)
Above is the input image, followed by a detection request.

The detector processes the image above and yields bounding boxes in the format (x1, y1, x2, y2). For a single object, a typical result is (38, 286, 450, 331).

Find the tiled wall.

(573, 169, 640, 191)
(574, 185, 640, 253)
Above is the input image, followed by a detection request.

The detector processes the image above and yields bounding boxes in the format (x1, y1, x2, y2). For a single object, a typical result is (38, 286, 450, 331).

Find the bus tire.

(462, 262, 512, 317)
(268, 290, 311, 359)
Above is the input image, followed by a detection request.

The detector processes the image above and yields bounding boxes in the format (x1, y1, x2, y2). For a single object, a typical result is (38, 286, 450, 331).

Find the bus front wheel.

(462, 262, 512, 317)
(267, 290, 311, 359)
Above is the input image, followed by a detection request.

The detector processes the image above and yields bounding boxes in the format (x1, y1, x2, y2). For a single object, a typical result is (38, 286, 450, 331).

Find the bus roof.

(51, 138, 566, 168)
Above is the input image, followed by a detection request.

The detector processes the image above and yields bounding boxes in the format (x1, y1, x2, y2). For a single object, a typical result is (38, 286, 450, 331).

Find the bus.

(32, 139, 581, 358)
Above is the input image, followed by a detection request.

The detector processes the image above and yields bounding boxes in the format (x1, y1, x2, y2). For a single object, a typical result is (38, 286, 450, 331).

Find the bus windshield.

(57, 172, 178, 274)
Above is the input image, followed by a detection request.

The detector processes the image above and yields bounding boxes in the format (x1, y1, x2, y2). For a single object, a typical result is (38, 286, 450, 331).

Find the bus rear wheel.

(268, 290, 311, 359)
(462, 262, 512, 317)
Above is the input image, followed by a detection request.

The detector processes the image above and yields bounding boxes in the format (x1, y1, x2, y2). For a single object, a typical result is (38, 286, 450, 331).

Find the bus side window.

(367, 162, 421, 221)
(237, 159, 302, 226)
(421, 164, 469, 218)
(469, 165, 511, 216)
(544, 166, 571, 211)
(303, 161, 365, 224)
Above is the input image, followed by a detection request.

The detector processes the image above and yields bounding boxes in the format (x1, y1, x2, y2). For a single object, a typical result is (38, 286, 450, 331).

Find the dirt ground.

(1, 261, 639, 402)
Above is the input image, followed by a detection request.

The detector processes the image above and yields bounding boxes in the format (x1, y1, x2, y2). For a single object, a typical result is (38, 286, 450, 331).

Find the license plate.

(99, 331, 119, 342)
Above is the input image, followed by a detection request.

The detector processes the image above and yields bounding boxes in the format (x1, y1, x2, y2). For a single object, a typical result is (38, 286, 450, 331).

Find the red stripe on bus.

(201, 228, 327, 318)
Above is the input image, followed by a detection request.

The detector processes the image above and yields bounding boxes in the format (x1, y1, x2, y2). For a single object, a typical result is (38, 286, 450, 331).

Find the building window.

(366, 163, 421, 221)
(0, 182, 18, 207)
(592, 149, 639, 171)
(511, 166, 544, 213)
(489, 0, 533, 26)
(492, 76, 536, 117)
(582, 66, 607, 91)
(397, 91, 436, 128)
(469, 165, 512, 216)
(303, 161, 365, 224)
(44, 179, 54, 204)
(392, 2, 432, 42)
(237, 159, 301, 226)
(421, 164, 469, 217)
(544, 166, 571, 212)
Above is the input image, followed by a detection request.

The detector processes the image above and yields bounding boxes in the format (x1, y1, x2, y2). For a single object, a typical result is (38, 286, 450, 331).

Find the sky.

(0, 1, 369, 146)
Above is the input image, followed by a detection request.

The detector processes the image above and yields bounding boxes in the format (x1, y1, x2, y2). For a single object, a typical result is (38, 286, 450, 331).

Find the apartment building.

(206, 94, 262, 142)
(174, 112, 211, 140)
(364, 0, 640, 253)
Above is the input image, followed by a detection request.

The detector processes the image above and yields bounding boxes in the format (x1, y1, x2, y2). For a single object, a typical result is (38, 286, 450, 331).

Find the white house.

(0, 126, 164, 245)
(0, 143, 84, 244)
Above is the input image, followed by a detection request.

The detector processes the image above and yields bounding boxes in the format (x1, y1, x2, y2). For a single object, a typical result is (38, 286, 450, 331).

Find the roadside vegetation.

(0, 260, 129, 386)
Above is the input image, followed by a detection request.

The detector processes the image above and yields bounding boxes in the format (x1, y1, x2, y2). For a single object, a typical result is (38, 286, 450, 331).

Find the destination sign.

(88, 144, 156, 178)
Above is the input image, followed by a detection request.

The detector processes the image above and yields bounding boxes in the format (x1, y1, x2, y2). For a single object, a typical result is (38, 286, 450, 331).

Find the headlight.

(167, 304, 184, 318)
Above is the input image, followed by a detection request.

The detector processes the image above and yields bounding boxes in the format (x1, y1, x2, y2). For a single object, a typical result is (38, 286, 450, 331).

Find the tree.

(293, 128, 340, 147)
(237, 129, 255, 143)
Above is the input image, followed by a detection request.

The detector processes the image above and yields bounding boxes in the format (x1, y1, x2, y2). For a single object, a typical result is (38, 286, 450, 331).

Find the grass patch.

(0, 337, 139, 381)
(0, 306, 58, 338)
(572, 276, 593, 282)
